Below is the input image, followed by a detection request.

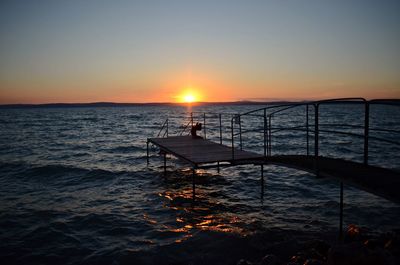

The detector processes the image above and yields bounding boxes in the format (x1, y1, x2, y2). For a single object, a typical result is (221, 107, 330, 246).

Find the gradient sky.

(1, 0, 399, 104)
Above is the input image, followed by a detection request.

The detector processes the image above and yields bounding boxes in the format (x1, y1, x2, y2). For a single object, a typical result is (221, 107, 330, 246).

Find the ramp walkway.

(266, 155, 400, 204)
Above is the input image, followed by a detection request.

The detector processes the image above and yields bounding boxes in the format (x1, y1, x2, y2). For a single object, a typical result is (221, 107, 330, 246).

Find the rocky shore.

(237, 225, 400, 265)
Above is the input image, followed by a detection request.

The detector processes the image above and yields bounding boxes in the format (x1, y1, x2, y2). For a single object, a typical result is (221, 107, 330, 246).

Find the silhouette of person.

(191, 123, 203, 139)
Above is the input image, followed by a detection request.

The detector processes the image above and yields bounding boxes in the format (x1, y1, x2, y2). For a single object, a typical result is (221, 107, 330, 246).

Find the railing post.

(211, 113, 223, 169)
(263, 109, 267, 157)
(166, 119, 169, 137)
(203, 113, 206, 139)
(191, 112, 193, 127)
(268, 115, 272, 156)
(306, 104, 309, 156)
(239, 116, 242, 150)
(146, 140, 149, 165)
(219, 114, 222, 145)
(157, 118, 168, 137)
(314, 104, 319, 157)
(314, 104, 319, 176)
(364, 102, 369, 165)
(231, 118, 235, 160)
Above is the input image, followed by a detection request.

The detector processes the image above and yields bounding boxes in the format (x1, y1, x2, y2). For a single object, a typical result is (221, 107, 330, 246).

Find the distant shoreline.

(0, 101, 301, 109)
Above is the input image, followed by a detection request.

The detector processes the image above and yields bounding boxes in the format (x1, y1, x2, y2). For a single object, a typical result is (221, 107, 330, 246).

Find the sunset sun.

(178, 88, 201, 103)
(183, 94, 196, 103)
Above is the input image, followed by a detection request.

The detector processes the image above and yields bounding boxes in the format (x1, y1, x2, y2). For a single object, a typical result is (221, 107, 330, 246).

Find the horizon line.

(0, 100, 298, 108)
(1, 97, 399, 108)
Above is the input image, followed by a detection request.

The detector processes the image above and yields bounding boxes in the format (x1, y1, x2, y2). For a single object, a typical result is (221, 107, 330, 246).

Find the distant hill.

(0, 101, 298, 109)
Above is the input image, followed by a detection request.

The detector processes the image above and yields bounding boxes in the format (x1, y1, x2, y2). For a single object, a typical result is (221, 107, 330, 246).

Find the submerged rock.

(327, 241, 394, 265)
(344, 224, 367, 243)
(306, 240, 331, 258)
(264, 239, 300, 259)
(301, 239, 330, 262)
(250, 229, 400, 265)
(237, 259, 252, 265)
(303, 259, 324, 265)
(364, 238, 384, 249)
(260, 254, 280, 265)
(289, 253, 306, 264)
(383, 232, 400, 259)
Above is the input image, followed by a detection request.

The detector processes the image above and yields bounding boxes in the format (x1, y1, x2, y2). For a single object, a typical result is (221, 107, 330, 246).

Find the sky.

(0, 0, 399, 104)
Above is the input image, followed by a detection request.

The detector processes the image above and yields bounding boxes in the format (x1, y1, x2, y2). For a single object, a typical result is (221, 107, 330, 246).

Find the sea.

(1, 103, 399, 265)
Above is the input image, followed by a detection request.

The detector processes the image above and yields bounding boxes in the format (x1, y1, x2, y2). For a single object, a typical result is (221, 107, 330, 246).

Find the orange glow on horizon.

(2, 69, 399, 104)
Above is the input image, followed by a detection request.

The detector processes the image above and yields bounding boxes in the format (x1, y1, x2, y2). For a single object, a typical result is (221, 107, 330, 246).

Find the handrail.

(191, 111, 238, 117)
(230, 98, 399, 166)
(267, 102, 311, 117)
(236, 98, 367, 119)
(179, 119, 192, 136)
(156, 118, 169, 138)
(315, 97, 366, 104)
(364, 99, 400, 105)
(151, 98, 399, 169)
(369, 128, 400, 134)
(318, 123, 365, 129)
(154, 111, 238, 146)
(368, 136, 400, 146)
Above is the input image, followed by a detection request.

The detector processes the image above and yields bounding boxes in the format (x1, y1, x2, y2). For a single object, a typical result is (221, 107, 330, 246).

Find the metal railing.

(231, 98, 400, 167)
(157, 118, 169, 137)
(153, 98, 399, 168)
(155, 111, 238, 147)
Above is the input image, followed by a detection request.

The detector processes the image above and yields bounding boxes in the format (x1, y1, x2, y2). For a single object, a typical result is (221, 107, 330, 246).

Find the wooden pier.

(147, 136, 400, 204)
(147, 98, 400, 238)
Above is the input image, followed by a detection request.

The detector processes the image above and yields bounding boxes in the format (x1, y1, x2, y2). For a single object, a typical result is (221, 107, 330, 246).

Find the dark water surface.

(1, 104, 399, 264)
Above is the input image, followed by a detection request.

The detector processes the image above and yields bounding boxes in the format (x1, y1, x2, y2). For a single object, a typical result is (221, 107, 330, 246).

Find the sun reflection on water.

(156, 187, 248, 242)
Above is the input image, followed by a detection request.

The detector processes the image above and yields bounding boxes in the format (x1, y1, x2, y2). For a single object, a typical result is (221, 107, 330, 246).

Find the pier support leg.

(217, 162, 220, 174)
(339, 182, 344, 240)
(163, 153, 167, 176)
(192, 168, 196, 201)
(146, 141, 149, 166)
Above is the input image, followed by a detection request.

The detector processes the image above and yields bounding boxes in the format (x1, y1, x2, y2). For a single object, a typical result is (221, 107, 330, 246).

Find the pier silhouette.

(147, 98, 400, 237)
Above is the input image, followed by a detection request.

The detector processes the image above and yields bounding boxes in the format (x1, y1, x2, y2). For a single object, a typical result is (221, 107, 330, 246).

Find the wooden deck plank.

(148, 136, 263, 165)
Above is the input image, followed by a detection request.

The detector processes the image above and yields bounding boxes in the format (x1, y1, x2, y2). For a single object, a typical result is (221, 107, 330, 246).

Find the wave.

(80, 117, 104, 122)
(104, 145, 144, 154)
(0, 162, 126, 185)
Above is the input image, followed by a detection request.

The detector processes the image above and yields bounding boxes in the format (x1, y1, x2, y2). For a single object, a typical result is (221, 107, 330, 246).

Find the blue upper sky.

(1, 0, 399, 103)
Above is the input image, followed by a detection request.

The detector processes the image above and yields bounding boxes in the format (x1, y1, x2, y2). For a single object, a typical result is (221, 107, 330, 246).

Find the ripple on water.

(0, 105, 399, 264)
